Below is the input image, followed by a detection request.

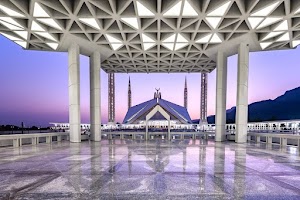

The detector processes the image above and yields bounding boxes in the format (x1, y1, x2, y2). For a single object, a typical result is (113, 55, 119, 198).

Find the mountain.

(193, 86, 300, 124)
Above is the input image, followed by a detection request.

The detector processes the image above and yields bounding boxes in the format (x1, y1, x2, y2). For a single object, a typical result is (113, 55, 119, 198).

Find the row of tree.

(0, 125, 49, 131)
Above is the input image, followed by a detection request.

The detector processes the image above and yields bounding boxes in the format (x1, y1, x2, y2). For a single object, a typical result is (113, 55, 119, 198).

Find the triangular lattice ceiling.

(1, 0, 300, 73)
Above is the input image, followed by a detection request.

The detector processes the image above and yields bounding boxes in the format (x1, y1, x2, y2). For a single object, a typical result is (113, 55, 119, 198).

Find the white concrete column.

(57, 135, 62, 142)
(215, 51, 227, 142)
(90, 51, 101, 141)
(13, 138, 19, 147)
(68, 44, 81, 143)
(235, 43, 249, 143)
(31, 137, 37, 145)
(256, 136, 260, 143)
(46, 136, 51, 144)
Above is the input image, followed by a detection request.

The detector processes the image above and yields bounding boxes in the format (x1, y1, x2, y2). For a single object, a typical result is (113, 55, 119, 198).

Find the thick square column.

(68, 44, 81, 143)
(215, 51, 227, 142)
(235, 43, 249, 143)
(90, 51, 101, 141)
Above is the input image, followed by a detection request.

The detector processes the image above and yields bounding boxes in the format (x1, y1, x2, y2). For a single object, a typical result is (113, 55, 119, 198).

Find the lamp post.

(21, 122, 24, 134)
(11, 125, 14, 134)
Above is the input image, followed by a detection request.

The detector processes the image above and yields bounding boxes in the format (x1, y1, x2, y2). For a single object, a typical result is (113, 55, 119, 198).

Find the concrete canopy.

(1, 0, 300, 73)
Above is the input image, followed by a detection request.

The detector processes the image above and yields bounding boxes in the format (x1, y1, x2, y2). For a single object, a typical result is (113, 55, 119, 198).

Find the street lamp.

(11, 125, 14, 134)
(21, 122, 24, 134)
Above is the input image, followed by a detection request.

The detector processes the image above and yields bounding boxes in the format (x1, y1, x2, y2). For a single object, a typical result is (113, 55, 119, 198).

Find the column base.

(70, 140, 81, 143)
(199, 121, 208, 125)
(215, 135, 226, 142)
(107, 122, 115, 126)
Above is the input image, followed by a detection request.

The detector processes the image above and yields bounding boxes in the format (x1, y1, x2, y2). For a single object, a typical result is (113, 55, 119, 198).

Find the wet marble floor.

(0, 139, 300, 199)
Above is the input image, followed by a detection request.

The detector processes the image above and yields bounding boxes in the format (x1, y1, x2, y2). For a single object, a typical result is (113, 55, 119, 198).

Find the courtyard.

(0, 139, 299, 199)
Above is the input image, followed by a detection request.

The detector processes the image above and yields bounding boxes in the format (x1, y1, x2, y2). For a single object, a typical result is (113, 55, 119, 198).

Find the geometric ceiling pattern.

(1, 0, 300, 73)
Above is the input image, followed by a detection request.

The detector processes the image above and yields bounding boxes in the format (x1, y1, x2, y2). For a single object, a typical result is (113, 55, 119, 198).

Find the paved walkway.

(0, 139, 299, 199)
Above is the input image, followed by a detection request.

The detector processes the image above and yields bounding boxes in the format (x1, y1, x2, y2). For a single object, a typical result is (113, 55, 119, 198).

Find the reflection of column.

(109, 140, 116, 172)
(234, 144, 246, 198)
(68, 44, 81, 143)
(128, 146, 132, 175)
(90, 51, 101, 141)
(183, 148, 186, 173)
(108, 142, 114, 193)
(69, 143, 82, 180)
(235, 43, 249, 143)
(215, 51, 227, 142)
(214, 142, 226, 192)
(31, 145, 38, 153)
(91, 142, 102, 175)
(14, 146, 22, 155)
(145, 120, 148, 140)
(192, 137, 196, 144)
(199, 144, 206, 193)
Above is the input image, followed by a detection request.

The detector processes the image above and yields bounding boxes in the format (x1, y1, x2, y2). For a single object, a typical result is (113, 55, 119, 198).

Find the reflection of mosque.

(123, 140, 210, 193)
(87, 139, 248, 196)
(126, 140, 190, 173)
(106, 140, 201, 193)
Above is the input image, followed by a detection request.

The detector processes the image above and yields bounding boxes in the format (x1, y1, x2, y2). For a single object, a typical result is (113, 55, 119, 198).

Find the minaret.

(200, 73, 208, 124)
(184, 76, 188, 109)
(108, 73, 115, 124)
(128, 77, 131, 109)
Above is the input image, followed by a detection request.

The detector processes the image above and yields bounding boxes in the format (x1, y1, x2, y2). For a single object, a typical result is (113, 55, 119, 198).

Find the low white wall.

(0, 133, 69, 148)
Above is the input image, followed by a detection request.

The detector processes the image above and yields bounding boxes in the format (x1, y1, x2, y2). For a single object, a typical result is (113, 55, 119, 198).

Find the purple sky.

(1, 35, 300, 127)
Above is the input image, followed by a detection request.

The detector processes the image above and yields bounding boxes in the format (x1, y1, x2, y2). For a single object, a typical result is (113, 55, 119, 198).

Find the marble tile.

(216, 174, 300, 199)
(95, 174, 155, 195)
(273, 175, 300, 190)
(0, 139, 299, 199)
(60, 155, 93, 161)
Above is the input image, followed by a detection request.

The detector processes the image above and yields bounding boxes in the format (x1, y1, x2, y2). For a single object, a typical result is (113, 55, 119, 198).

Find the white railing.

(0, 132, 69, 147)
(196, 120, 300, 133)
(49, 119, 300, 133)
(225, 119, 300, 133)
(247, 132, 300, 150)
(2, 129, 300, 151)
(101, 131, 233, 141)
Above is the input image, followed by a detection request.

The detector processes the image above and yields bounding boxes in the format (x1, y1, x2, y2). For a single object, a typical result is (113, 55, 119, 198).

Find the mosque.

(122, 78, 193, 130)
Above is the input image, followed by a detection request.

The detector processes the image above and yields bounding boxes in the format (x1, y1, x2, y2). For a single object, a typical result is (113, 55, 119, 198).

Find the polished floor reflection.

(0, 139, 300, 199)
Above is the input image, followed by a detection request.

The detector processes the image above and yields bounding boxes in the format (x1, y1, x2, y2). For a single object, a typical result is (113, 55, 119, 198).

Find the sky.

(1, 35, 300, 127)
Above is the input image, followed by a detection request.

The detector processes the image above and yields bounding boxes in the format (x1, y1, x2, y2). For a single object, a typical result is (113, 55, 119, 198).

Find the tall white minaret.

(200, 73, 208, 123)
(108, 73, 115, 124)
(128, 77, 131, 109)
(184, 76, 188, 109)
